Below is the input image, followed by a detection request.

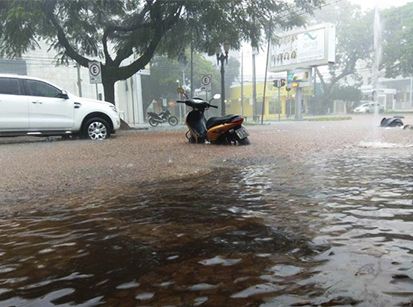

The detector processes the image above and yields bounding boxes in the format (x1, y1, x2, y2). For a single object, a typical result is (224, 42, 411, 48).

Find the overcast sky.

(349, 0, 411, 10)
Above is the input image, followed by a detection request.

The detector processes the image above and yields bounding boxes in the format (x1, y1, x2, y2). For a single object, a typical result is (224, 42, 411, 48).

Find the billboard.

(287, 68, 312, 87)
(269, 24, 336, 72)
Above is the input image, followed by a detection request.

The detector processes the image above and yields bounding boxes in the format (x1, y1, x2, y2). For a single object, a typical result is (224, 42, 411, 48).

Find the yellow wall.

(227, 82, 313, 121)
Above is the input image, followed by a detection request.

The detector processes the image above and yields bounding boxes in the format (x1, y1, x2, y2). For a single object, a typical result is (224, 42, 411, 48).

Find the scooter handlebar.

(176, 99, 218, 109)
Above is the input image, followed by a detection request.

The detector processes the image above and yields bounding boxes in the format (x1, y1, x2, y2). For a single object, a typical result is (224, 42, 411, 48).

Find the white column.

(295, 87, 303, 120)
(134, 74, 145, 124)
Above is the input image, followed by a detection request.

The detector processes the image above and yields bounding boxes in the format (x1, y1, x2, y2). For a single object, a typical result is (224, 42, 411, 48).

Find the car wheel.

(82, 117, 110, 140)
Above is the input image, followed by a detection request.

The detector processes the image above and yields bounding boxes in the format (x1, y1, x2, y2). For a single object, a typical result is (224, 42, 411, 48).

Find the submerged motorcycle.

(176, 93, 250, 145)
(147, 108, 178, 127)
(380, 116, 404, 128)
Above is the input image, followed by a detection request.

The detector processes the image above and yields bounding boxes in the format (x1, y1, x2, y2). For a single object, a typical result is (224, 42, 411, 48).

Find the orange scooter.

(176, 93, 250, 145)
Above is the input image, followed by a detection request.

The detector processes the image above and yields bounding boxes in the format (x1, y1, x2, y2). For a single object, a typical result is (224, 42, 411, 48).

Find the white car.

(353, 102, 384, 114)
(0, 74, 120, 140)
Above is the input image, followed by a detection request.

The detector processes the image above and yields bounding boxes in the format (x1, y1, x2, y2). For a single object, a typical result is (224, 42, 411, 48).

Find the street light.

(216, 42, 230, 116)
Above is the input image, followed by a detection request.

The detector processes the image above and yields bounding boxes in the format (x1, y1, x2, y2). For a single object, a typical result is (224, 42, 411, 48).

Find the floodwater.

(0, 141, 412, 306)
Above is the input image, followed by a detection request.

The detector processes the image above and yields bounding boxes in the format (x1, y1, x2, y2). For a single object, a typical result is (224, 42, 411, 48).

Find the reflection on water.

(0, 147, 412, 306)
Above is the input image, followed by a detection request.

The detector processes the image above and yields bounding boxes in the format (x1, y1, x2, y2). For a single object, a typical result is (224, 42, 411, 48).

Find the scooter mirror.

(213, 94, 221, 100)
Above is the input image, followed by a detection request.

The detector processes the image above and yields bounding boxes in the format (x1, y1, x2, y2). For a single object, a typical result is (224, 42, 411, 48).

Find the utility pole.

(240, 50, 244, 117)
(220, 59, 226, 115)
(216, 43, 230, 116)
(261, 25, 272, 125)
(76, 63, 82, 97)
(190, 41, 194, 98)
(252, 46, 257, 122)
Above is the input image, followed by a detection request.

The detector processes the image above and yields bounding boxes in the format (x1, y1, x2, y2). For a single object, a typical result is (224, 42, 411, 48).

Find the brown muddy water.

(0, 143, 412, 306)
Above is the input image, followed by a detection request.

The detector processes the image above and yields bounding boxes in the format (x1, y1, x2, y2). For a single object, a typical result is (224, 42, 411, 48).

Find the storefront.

(226, 82, 313, 121)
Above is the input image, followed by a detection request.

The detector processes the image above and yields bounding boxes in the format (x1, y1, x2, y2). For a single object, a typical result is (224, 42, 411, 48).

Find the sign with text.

(269, 24, 336, 72)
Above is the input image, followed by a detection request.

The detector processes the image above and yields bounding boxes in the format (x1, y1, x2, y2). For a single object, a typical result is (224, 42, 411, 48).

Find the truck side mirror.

(58, 90, 69, 99)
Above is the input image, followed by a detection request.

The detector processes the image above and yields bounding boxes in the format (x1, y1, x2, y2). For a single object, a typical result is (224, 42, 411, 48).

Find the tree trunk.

(102, 74, 130, 130)
(103, 78, 116, 104)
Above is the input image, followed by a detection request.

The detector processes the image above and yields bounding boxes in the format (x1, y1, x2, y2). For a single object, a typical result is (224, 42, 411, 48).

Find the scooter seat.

(206, 114, 239, 129)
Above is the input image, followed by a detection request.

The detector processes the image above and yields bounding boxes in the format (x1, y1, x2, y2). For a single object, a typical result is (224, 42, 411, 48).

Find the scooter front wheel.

(237, 137, 250, 145)
(185, 131, 205, 143)
(149, 118, 159, 127)
(234, 126, 250, 145)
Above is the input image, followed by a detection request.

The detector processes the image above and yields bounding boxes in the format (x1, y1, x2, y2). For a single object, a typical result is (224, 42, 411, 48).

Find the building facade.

(227, 81, 313, 121)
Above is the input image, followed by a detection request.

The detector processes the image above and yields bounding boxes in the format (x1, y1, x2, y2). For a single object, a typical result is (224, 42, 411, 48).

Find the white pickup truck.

(0, 74, 120, 140)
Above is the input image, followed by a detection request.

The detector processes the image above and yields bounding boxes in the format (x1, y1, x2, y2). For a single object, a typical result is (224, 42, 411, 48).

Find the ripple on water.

(358, 141, 413, 148)
(231, 283, 283, 298)
(199, 255, 242, 266)
(0, 146, 412, 305)
(116, 280, 140, 290)
(188, 283, 219, 291)
(135, 292, 154, 300)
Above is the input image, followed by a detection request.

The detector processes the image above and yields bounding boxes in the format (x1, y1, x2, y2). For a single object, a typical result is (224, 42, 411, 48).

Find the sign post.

(88, 62, 102, 84)
(273, 79, 285, 121)
(89, 62, 102, 100)
(201, 74, 212, 101)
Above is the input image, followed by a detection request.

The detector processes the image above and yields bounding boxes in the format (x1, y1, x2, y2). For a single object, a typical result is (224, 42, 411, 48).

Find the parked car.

(0, 74, 120, 140)
(353, 101, 384, 113)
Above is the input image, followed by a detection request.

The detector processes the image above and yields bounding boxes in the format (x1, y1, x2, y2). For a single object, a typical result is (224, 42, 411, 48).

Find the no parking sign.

(88, 62, 102, 84)
(200, 74, 212, 91)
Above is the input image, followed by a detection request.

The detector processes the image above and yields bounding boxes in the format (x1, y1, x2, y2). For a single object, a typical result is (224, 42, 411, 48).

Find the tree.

(0, 0, 323, 106)
(313, 1, 373, 113)
(141, 52, 222, 112)
(381, 2, 413, 78)
(224, 57, 240, 99)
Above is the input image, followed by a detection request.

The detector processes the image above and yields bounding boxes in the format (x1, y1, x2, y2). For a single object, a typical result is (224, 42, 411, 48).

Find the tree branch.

(116, 28, 162, 80)
(44, 0, 91, 67)
(116, 7, 182, 80)
(102, 29, 113, 65)
(316, 67, 326, 89)
(114, 4, 182, 69)
(109, 1, 153, 33)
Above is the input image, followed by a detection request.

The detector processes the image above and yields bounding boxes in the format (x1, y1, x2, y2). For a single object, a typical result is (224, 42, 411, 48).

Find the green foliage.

(225, 57, 240, 92)
(382, 2, 413, 78)
(312, 0, 373, 114)
(141, 52, 240, 112)
(330, 85, 362, 102)
(0, 0, 324, 103)
(315, 1, 373, 77)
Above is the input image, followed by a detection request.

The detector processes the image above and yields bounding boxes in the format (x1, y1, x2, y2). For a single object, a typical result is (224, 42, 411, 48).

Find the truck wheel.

(82, 117, 110, 140)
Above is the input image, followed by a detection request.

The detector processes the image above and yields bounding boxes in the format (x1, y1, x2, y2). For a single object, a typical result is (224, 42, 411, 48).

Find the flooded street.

(0, 118, 412, 306)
